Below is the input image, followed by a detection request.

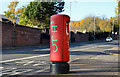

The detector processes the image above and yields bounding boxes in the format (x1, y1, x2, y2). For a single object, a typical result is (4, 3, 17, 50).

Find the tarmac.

(1, 42, 120, 77)
(101, 46, 120, 55)
(1, 45, 120, 55)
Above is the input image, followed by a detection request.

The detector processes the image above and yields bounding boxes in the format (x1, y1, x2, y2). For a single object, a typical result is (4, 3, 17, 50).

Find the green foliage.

(19, 1, 65, 29)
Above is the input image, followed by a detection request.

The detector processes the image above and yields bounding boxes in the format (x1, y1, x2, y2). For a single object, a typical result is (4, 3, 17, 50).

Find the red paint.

(50, 14, 70, 62)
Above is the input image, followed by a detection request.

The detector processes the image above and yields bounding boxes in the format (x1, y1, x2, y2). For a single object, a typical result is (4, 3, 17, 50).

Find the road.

(1, 40, 119, 76)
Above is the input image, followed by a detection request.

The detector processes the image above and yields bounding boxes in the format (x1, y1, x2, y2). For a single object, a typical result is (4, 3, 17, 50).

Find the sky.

(0, 0, 118, 21)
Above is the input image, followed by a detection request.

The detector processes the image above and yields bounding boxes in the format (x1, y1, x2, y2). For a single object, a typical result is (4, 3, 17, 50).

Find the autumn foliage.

(4, 0, 24, 24)
(70, 16, 119, 33)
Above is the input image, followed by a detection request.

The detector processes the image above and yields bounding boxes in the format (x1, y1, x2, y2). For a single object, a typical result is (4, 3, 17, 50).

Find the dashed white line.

(35, 67, 49, 73)
(33, 64, 42, 66)
(1, 44, 111, 63)
(2, 68, 17, 73)
(33, 49, 50, 51)
(10, 69, 33, 75)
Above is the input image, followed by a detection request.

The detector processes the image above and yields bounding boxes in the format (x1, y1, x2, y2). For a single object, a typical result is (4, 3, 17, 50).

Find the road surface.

(1, 40, 119, 76)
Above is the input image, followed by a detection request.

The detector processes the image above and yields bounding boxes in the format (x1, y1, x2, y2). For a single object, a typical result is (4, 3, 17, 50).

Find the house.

(0, 14, 19, 24)
(70, 26, 80, 33)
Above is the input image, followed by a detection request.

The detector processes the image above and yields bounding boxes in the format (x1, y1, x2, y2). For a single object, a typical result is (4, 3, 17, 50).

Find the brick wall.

(70, 31, 89, 43)
(75, 32, 89, 42)
(1, 21, 89, 47)
(1, 21, 43, 47)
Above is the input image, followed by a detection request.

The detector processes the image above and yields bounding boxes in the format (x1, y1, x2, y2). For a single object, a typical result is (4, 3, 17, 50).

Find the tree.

(79, 17, 93, 32)
(79, 16, 101, 32)
(71, 21, 76, 26)
(118, 1, 120, 23)
(19, 1, 65, 29)
(71, 21, 80, 27)
(109, 17, 119, 33)
(99, 20, 112, 32)
(115, 0, 120, 16)
(104, 21, 112, 32)
(79, 19, 84, 26)
(4, 0, 24, 47)
(98, 20, 107, 32)
(114, 0, 120, 33)
(4, 0, 24, 25)
(70, 16, 113, 33)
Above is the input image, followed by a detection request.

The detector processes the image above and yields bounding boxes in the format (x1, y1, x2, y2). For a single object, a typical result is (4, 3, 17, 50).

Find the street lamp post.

(69, 0, 72, 44)
(118, 10, 120, 47)
(112, 19, 114, 38)
(94, 17, 96, 40)
(118, 1, 120, 47)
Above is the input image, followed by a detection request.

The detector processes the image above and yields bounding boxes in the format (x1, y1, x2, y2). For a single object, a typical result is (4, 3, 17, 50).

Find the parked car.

(106, 37, 113, 42)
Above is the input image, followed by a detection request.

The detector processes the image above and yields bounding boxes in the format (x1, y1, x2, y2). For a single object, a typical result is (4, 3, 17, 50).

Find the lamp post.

(69, 0, 72, 44)
(69, 0, 78, 43)
(93, 15, 101, 40)
(94, 17, 96, 40)
(118, 15, 120, 47)
(112, 18, 114, 38)
(118, 1, 120, 47)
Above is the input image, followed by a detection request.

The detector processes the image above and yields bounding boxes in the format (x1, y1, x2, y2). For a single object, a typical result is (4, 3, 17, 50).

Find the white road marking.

(33, 61, 46, 66)
(2, 43, 116, 75)
(33, 63, 43, 66)
(10, 69, 33, 75)
(35, 67, 49, 73)
(34, 49, 50, 51)
(23, 61, 34, 66)
(1, 54, 50, 63)
(0, 67, 3, 69)
(2, 68, 33, 75)
(69, 58, 81, 63)
(70, 45, 108, 51)
(2, 68, 17, 73)
(1, 44, 112, 63)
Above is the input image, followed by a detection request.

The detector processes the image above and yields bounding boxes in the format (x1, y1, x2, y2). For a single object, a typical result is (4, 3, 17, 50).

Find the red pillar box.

(50, 14, 70, 74)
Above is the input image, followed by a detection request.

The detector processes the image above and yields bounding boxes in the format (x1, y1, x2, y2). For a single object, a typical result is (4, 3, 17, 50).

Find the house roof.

(71, 26, 80, 32)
